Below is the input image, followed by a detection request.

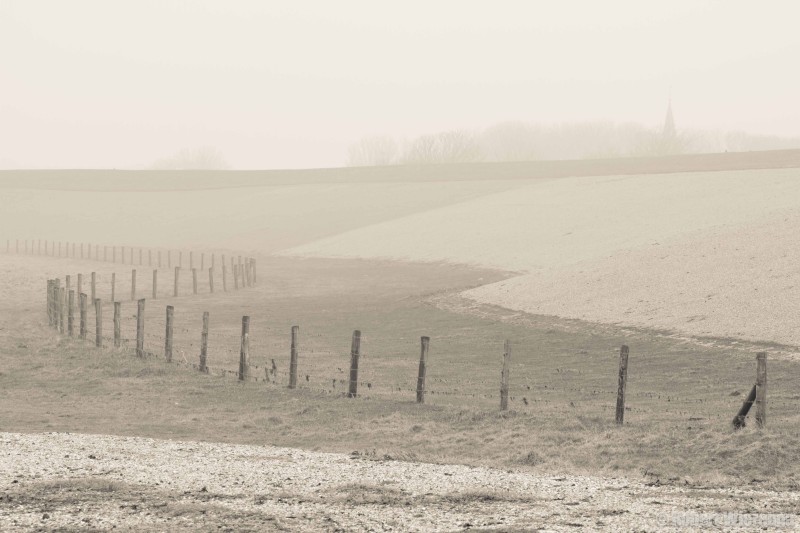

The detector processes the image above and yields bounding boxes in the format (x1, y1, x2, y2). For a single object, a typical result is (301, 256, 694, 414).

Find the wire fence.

(42, 274, 791, 429)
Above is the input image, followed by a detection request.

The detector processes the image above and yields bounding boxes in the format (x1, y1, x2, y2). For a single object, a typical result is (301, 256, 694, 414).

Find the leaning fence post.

(192, 268, 198, 295)
(79, 293, 88, 340)
(131, 269, 136, 301)
(239, 316, 250, 381)
(113, 301, 121, 347)
(165, 305, 174, 362)
(348, 330, 361, 398)
(136, 298, 145, 357)
(500, 340, 511, 411)
(68, 290, 75, 336)
(152, 269, 158, 300)
(94, 298, 103, 347)
(289, 326, 299, 389)
(755, 352, 767, 428)
(111, 272, 116, 303)
(200, 311, 209, 373)
(615, 345, 629, 425)
(174, 267, 180, 297)
(417, 336, 430, 403)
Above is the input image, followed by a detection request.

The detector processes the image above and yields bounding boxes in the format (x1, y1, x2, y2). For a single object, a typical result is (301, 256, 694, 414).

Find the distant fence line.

(44, 276, 771, 429)
(4, 238, 255, 278)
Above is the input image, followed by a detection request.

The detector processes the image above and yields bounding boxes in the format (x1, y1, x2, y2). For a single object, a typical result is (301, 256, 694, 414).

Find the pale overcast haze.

(1, 0, 799, 169)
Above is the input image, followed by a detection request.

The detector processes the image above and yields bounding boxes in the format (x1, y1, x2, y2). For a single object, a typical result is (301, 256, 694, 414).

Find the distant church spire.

(662, 96, 676, 139)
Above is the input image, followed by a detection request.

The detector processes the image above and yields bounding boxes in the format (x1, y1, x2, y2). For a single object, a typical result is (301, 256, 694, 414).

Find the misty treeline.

(347, 122, 800, 166)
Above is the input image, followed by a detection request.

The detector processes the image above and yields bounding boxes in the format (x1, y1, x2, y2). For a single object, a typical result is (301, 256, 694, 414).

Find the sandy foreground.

(284, 169, 800, 349)
(1, 432, 797, 532)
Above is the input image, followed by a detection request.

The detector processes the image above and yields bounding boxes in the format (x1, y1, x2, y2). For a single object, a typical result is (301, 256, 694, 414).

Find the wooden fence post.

(348, 330, 361, 398)
(222, 256, 227, 292)
(138, 248, 142, 266)
(111, 272, 116, 303)
(94, 298, 102, 347)
(136, 298, 145, 357)
(68, 290, 75, 336)
(208, 268, 214, 293)
(755, 352, 767, 428)
(121, 246, 125, 264)
(732, 384, 757, 429)
(615, 345, 629, 425)
(417, 336, 430, 403)
(200, 311, 209, 373)
(233, 257, 239, 289)
(131, 269, 136, 301)
(114, 301, 121, 347)
(179, 251, 183, 269)
(158, 250, 162, 269)
(289, 326, 299, 389)
(91, 272, 96, 304)
(152, 269, 158, 299)
(65, 275, 71, 302)
(500, 340, 511, 411)
(77, 273, 83, 298)
(148, 249, 152, 267)
(79, 293, 87, 340)
(167, 250, 171, 269)
(165, 305, 174, 362)
(192, 268, 198, 294)
(239, 316, 250, 381)
(53, 279, 61, 330)
(59, 287, 66, 334)
(47, 280, 53, 326)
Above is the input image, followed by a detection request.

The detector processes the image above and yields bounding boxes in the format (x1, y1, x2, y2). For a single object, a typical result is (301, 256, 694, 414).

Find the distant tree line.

(346, 122, 800, 166)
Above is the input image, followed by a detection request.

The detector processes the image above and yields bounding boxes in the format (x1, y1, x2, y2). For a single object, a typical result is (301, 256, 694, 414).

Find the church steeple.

(662, 97, 676, 139)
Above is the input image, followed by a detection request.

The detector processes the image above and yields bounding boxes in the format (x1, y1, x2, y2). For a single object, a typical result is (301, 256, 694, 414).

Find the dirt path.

(1, 432, 797, 532)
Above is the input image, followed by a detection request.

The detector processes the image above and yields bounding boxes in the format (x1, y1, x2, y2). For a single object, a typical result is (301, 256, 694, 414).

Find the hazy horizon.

(2, 0, 800, 170)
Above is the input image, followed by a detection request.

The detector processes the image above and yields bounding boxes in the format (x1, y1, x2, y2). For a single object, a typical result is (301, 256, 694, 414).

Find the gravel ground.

(1, 432, 798, 532)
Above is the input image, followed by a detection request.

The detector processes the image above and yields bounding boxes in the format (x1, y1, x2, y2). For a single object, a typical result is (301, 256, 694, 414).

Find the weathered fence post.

(200, 311, 209, 373)
(136, 298, 145, 357)
(59, 287, 66, 334)
(233, 257, 239, 289)
(148, 249, 152, 267)
(167, 250, 171, 269)
(65, 275, 71, 298)
(239, 316, 250, 381)
(138, 248, 142, 266)
(500, 340, 511, 411)
(245, 259, 251, 287)
(192, 268, 198, 295)
(289, 326, 299, 389)
(158, 250, 162, 269)
(615, 345, 629, 425)
(79, 293, 87, 340)
(131, 269, 137, 301)
(47, 280, 53, 326)
(121, 246, 125, 264)
(53, 279, 61, 330)
(94, 298, 103, 347)
(91, 272, 96, 304)
(174, 267, 180, 297)
(152, 269, 158, 299)
(165, 305, 174, 363)
(755, 352, 767, 428)
(208, 268, 214, 293)
(111, 272, 116, 303)
(417, 336, 430, 403)
(348, 330, 361, 398)
(68, 290, 75, 336)
(113, 301, 121, 347)
(222, 256, 227, 291)
(77, 273, 83, 298)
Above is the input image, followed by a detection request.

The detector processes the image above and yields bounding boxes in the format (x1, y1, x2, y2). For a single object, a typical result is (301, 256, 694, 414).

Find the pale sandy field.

(285, 168, 800, 348)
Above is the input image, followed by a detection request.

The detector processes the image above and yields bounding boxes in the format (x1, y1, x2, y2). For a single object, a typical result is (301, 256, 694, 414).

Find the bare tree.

(347, 135, 398, 166)
(401, 134, 439, 164)
(436, 130, 483, 163)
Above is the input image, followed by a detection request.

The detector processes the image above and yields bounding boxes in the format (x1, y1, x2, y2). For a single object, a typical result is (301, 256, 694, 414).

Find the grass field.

(3, 252, 800, 492)
(2, 152, 800, 504)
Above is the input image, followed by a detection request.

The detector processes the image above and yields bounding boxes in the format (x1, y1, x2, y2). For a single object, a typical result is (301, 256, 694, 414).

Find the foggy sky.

(2, 0, 799, 169)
